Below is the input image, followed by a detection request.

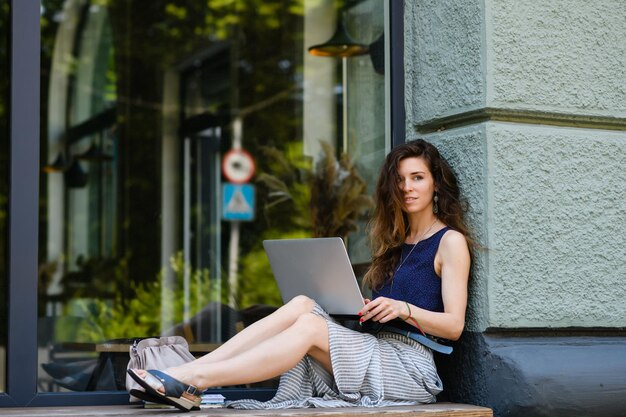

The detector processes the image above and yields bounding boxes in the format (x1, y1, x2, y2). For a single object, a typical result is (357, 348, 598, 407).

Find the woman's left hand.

(358, 297, 405, 323)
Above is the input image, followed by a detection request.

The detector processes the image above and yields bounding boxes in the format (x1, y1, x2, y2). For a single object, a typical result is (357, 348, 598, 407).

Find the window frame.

(2, 0, 41, 407)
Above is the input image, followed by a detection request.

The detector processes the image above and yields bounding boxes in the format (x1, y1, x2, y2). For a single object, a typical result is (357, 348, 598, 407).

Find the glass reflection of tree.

(99, 0, 308, 297)
(37, 0, 370, 339)
(239, 141, 373, 307)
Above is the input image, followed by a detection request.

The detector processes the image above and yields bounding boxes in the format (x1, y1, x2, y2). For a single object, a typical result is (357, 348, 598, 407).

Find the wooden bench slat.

(0, 403, 492, 417)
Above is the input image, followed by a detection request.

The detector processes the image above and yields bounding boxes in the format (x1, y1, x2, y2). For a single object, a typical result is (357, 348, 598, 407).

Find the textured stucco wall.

(405, 1, 626, 329)
(409, 122, 626, 329)
(407, 125, 490, 332)
(404, 0, 485, 129)
(487, 123, 626, 327)
(404, 2, 626, 415)
(486, 0, 626, 117)
(405, 0, 626, 119)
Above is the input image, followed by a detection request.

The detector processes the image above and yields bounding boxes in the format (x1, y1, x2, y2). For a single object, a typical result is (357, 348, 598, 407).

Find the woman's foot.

(127, 369, 201, 412)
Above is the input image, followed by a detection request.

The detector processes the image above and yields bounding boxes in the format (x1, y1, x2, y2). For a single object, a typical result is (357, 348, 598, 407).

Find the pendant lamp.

(308, 12, 369, 57)
(64, 160, 88, 188)
(42, 152, 68, 173)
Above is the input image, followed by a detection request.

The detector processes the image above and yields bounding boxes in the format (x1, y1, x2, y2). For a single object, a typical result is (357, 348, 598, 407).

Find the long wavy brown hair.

(363, 139, 472, 290)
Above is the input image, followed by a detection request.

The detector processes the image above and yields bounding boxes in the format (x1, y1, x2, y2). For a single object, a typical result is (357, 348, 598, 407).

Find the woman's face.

(397, 156, 436, 215)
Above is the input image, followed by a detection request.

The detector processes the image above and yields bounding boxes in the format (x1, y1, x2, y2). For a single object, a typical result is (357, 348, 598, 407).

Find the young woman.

(128, 139, 471, 411)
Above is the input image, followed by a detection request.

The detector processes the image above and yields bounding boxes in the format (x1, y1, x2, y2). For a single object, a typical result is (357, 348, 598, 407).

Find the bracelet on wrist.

(403, 301, 426, 336)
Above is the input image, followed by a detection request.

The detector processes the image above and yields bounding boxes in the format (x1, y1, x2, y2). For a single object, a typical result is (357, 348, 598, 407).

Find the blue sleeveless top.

(373, 227, 449, 312)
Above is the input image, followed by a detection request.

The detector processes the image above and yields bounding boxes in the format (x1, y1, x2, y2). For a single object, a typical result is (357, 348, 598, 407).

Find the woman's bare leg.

(137, 312, 331, 390)
(185, 295, 315, 366)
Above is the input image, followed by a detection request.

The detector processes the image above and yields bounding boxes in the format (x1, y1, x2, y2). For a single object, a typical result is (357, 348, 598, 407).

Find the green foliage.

(238, 141, 373, 307)
(311, 141, 374, 238)
(68, 252, 219, 342)
(256, 141, 314, 230)
(237, 229, 309, 308)
(257, 140, 374, 239)
(59, 256, 128, 300)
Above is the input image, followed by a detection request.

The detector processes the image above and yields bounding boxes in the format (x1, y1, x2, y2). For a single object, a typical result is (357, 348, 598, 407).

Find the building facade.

(405, 1, 626, 416)
(0, 1, 624, 415)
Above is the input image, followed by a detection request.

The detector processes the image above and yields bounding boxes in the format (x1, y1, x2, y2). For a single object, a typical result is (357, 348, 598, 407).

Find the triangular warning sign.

(226, 189, 253, 214)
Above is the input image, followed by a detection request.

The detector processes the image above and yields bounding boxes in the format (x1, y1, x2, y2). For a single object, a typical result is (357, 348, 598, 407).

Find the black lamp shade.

(64, 160, 88, 188)
(308, 19, 369, 58)
(43, 153, 68, 173)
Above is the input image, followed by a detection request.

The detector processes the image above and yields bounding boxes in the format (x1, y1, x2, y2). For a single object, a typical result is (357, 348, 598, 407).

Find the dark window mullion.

(390, 0, 405, 148)
(5, 0, 40, 406)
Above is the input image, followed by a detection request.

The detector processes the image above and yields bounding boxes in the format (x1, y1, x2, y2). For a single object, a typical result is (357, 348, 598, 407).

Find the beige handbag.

(126, 336, 196, 402)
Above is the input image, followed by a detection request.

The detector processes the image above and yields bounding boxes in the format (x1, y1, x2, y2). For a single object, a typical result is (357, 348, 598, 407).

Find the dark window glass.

(38, 0, 386, 393)
(0, 0, 9, 394)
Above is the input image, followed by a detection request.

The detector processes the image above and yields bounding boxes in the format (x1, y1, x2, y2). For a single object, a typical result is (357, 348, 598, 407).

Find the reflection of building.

(2, 0, 390, 405)
(1, 0, 625, 415)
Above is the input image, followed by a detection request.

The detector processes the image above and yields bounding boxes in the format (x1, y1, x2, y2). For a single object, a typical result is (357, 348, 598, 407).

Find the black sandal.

(129, 389, 201, 410)
(127, 369, 201, 412)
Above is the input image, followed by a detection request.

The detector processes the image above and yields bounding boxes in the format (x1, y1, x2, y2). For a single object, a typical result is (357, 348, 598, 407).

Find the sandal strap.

(147, 370, 200, 398)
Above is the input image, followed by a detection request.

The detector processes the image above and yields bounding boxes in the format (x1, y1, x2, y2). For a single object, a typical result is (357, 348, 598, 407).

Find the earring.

(433, 193, 439, 214)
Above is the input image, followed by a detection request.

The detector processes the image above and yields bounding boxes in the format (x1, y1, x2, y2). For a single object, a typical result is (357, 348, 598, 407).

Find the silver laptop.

(263, 237, 365, 316)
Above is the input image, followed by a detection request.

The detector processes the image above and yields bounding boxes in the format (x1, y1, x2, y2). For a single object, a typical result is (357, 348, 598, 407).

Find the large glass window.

(38, 0, 386, 393)
(0, 0, 9, 394)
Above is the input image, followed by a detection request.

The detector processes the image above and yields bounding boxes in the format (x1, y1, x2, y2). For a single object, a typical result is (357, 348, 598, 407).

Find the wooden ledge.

(218, 403, 492, 417)
(0, 403, 492, 417)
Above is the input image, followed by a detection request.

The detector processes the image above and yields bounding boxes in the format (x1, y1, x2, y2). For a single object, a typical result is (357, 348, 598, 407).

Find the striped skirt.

(228, 303, 443, 409)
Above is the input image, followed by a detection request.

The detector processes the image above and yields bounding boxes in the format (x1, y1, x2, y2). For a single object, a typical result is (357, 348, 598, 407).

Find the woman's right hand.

(358, 296, 405, 324)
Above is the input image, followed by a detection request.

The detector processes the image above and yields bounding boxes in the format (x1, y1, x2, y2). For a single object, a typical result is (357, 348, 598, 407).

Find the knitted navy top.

(373, 227, 449, 313)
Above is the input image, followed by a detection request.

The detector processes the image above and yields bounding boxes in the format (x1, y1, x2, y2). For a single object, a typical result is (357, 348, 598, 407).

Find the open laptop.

(263, 237, 454, 354)
(263, 237, 364, 317)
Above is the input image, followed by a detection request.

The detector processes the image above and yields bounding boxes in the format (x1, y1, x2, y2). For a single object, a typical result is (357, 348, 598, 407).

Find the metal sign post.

(223, 118, 256, 308)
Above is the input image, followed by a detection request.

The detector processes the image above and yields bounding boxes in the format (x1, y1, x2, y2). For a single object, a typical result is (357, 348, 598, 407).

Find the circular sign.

(222, 148, 256, 184)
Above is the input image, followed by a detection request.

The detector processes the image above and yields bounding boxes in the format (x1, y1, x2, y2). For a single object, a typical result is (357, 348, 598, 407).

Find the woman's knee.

(286, 295, 315, 315)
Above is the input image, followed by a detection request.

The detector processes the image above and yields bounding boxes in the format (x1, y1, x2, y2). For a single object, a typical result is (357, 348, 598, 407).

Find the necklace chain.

(394, 219, 439, 275)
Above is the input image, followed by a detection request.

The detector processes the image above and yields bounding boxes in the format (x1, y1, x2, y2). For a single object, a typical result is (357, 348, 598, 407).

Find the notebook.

(263, 237, 365, 317)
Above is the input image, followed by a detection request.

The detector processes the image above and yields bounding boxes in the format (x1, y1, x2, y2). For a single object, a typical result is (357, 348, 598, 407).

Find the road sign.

(222, 149, 256, 184)
(222, 183, 255, 221)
